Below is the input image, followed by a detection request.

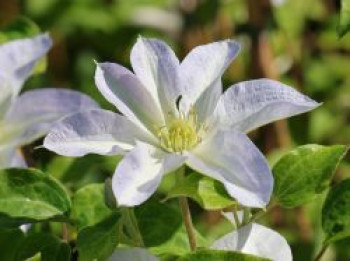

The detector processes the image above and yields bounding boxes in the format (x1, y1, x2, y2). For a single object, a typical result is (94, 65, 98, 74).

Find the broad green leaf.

(166, 173, 236, 210)
(0, 228, 25, 260)
(77, 212, 121, 261)
(71, 183, 112, 230)
(0, 168, 71, 227)
(338, 0, 350, 37)
(322, 179, 350, 243)
(176, 250, 269, 261)
(273, 145, 348, 208)
(17, 233, 70, 261)
(134, 200, 182, 247)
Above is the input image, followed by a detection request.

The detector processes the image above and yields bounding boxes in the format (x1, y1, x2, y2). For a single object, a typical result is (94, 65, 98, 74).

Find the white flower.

(44, 37, 319, 208)
(0, 34, 99, 168)
(212, 222, 292, 261)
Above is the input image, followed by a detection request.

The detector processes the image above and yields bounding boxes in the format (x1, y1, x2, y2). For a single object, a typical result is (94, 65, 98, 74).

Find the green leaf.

(71, 183, 112, 230)
(322, 179, 350, 243)
(0, 228, 25, 260)
(338, 0, 350, 37)
(273, 145, 348, 208)
(17, 233, 71, 261)
(134, 200, 182, 247)
(0, 168, 71, 227)
(167, 173, 236, 210)
(77, 212, 121, 261)
(0, 17, 41, 43)
(176, 250, 269, 261)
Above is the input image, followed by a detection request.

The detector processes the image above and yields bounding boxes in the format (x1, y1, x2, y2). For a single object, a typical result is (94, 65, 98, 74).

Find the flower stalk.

(122, 208, 144, 247)
(177, 167, 197, 251)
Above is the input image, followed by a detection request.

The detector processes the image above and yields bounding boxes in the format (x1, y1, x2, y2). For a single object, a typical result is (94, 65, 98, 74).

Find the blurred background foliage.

(0, 0, 349, 260)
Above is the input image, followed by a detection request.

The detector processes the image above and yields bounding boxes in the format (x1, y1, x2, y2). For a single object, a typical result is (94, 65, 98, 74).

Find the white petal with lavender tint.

(212, 223, 292, 261)
(187, 129, 273, 208)
(0, 33, 52, 95)
(108, 248, 159, 261)
(44, 109, 154, 157)
(113, 142, 185, 206)
(217, 79, 320, 133)
(180, 40, 240, 104)
(95, 62, 164, 131)
(5, 88, 99, 146)
(130, 37, 182, 117)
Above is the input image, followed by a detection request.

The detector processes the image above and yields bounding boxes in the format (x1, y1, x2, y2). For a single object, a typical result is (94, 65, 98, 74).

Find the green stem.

(177, 167, 197, 251)
(313, 244, 328, 261)
(242, 207, 250, 225)
(250, 202, 277, 223)
(122, 208, 144, 247)
(232, 206, 241, 228)
(62, 223, 69, 243)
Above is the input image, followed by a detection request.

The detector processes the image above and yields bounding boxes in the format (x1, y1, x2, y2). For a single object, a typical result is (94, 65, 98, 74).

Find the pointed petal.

(212, 223, 292, 261)
(108, 248, 159, 261)
(217, 79, 320, 133)
(113, 142, 185, 206)
(180, 40, 240, 104)
(130, 37, 182, 117)
(5, 88, 99, 146)
(0, 33, 52, 95)
(187, 129, 273, 208)
(95, 62, 164, 131)
(44, 109, 154, 157)
(194, 79, 222, 125)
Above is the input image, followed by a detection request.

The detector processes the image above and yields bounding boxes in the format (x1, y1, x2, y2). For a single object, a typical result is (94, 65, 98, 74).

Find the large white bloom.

(0, 34, 99, 168)
(44, 37, 319, 208)
(212, 222, 292, 261)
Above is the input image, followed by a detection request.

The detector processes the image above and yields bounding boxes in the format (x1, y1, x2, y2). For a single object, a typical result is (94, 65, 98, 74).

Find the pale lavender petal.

(0, 33, 52, 95)
(5, 88, 99, 146)
(130, 37, 182, 117)
(217, 79, 320, 133)
(44, 109, 154, 157)
(180, 40, 240, 105)
(95, 62, 164, 131)
(113, 142, 185, 206)
(187, 129, 273, 208)
(212, 223, 292, 261)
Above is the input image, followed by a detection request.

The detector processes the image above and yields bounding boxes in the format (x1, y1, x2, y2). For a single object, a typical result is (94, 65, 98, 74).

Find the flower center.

(157, 109, 201, 153)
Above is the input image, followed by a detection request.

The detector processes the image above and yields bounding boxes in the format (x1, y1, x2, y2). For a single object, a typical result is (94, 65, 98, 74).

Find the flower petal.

(180, 40, 240, 104)
(130, 37, 182, 117)
(5, 88, 99, 146)
(113, 142, 185, 207)
(0, 33, 52, 95)
(187, 129, 273, 208)
(217, 79, 320, 133)
(95, 62, 164, 132)
(44, 109, 154, 157)
(212, 223, 292, 261)
(108, 248, 159, 261)
(0, 73, 13, 119)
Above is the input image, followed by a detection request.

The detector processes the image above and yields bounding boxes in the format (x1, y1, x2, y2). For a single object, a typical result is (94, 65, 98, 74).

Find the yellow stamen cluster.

(158, 110, 200, 153)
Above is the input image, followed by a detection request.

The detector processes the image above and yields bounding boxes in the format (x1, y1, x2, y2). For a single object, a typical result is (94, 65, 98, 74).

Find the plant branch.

(314, 243, 329, 261)
(177, 166, 197, 251)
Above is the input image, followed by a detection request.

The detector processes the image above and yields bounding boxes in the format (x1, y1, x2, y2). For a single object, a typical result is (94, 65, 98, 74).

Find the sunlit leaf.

(273, 145, 348, 208)
(167, 173, 236, 210)
(0, 168, 71, 227)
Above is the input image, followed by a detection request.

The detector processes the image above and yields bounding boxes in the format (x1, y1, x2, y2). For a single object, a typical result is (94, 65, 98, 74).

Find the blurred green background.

(1, 0, 349, 260)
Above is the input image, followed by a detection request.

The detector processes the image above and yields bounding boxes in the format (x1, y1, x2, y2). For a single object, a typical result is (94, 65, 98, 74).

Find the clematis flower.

(44, 37, 319, 208)
(211, 222, 292, 261)
(0, 34, 99, 168)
